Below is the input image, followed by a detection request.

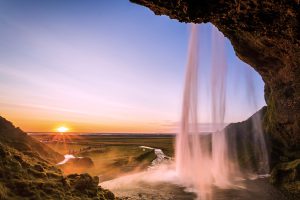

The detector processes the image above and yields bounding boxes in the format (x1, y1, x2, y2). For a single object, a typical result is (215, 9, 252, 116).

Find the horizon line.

(27, 131, 177, 134)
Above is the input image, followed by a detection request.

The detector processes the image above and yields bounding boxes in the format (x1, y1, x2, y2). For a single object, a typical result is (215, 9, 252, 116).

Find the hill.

(0, 116, 115, 200)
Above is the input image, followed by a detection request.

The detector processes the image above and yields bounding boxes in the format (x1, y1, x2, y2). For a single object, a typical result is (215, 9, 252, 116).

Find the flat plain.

(32, 134, 175, 181)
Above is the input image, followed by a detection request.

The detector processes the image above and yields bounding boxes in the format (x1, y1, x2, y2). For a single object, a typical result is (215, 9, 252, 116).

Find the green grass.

(32, 134, 175, 181)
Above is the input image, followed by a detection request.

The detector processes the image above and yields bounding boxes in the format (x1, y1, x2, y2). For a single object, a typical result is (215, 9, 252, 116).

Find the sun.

(56, 126, 69, 133)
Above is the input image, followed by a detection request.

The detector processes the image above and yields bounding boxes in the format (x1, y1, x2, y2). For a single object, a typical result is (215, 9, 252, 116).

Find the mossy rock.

(271, 159, 300, 197)
(0, 182, 8, 199)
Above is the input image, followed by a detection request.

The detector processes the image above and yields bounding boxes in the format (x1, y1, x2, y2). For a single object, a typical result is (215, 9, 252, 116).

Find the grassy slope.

(0, 116, 115, 200)
(0, 116, 63, 164)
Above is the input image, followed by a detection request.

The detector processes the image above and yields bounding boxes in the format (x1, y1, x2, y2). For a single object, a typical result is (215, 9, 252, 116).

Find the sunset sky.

(0, 1, 265, 133)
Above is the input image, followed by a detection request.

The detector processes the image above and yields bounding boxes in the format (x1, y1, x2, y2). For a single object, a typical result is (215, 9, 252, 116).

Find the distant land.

(28, 132, 177, 136)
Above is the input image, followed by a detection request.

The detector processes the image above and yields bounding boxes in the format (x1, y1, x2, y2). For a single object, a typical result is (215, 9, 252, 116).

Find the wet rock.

(271, 159, 300, 198)
(34, 164, 44, 172)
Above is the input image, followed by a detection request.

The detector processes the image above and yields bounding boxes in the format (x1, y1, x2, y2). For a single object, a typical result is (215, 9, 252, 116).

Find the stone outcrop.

(59, 157, 95, 174)
(270, 159, 300, 198)
(130, 0, 299, 194)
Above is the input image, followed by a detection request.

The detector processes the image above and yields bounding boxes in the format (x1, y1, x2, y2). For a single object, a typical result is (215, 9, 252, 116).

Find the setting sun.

(56, 126, 69, 133)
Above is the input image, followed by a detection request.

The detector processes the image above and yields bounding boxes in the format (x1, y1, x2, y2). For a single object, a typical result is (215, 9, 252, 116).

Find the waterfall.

(210, 25, 234, 189)
(175, 24, 213, 200)
(175, 23, 269, 199)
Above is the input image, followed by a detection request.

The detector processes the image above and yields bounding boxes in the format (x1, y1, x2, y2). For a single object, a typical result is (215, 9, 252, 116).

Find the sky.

(0, 0, 266, 133)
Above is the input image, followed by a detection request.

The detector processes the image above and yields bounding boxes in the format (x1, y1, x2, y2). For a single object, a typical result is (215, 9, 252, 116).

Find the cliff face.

(225, 107, 268, 173)
(130, 0, 300, 193)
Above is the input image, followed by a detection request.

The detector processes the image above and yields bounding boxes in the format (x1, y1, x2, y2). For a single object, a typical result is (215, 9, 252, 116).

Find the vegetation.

(0, 116, 115, 200)
(34, 134, 175, 157)
(270, 159, 300, 199)
(0, 116, 63, 164)
(33, 135, 175, 181)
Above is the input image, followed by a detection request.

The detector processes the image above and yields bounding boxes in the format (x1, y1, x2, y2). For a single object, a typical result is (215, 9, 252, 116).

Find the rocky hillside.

(0, 116, 115, 200)
(0, 116, 63, 164)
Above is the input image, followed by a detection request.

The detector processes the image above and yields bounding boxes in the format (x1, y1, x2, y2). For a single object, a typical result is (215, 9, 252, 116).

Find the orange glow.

(1, 105, 176, 133)
(56, 126, 69, 133)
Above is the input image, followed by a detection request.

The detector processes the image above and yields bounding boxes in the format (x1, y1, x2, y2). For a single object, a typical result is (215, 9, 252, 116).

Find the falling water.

(175, 24, 213, 200)
(210, 27, 234, 188)
(244, 69, 270, 174)
(176, 24, 269, 199)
